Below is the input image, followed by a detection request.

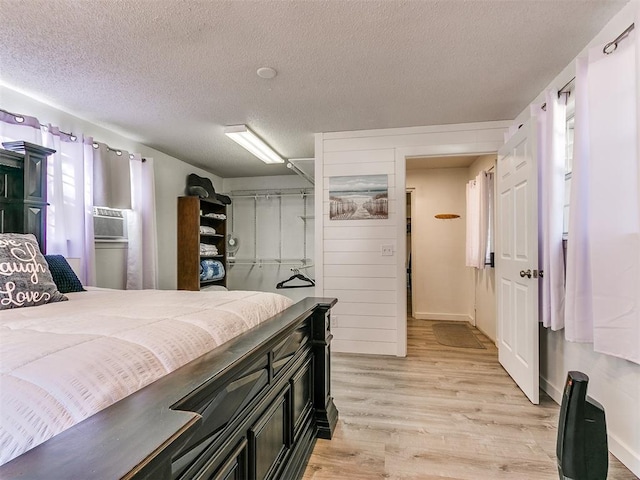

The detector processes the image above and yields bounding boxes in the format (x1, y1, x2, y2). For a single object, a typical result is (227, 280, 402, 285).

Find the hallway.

(303, 319, 637, 479)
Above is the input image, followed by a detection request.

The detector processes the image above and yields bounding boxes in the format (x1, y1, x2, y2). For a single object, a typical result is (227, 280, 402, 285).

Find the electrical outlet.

(381, 244, 394, 256)
(330, 316, 338, 329)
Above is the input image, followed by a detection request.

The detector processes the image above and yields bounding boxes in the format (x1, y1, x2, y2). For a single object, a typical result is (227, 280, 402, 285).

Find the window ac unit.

(93, 207, 127, 239)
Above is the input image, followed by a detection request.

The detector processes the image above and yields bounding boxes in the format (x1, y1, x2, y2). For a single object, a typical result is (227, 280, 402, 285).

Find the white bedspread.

(0, 288, 293, 466)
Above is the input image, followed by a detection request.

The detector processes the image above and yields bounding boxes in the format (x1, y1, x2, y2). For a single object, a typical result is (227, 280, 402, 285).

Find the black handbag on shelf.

(186, 173, 231, 204)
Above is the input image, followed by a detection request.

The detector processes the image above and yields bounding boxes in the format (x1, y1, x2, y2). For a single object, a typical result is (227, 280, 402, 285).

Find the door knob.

(520, 269, 532, 278)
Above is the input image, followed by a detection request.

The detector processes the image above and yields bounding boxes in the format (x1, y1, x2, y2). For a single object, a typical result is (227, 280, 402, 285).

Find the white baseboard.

(413, 312, 473, 322)
(540, 375, 640, 477)
(474, 324, 497, 345)
(539, 374, 562, 404)
(609, 435, 640, 477)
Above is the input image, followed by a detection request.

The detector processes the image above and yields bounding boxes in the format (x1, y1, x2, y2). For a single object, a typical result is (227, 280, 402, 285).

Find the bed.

(0, 233, 338, 479)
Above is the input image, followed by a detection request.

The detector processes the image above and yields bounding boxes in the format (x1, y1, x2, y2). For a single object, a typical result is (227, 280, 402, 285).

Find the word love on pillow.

(0, 234, 67, 309)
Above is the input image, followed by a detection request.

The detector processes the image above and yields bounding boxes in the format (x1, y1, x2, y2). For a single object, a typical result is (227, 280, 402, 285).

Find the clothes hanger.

(276, 268, 315, 289)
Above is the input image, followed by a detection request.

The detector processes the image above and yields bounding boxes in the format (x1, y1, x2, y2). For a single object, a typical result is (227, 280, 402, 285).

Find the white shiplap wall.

(321, 149, 399, 355)
(315, 122, 509, 356)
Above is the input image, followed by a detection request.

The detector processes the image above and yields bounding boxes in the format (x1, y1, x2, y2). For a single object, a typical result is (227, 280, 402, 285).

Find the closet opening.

(406, 190, 413, 317)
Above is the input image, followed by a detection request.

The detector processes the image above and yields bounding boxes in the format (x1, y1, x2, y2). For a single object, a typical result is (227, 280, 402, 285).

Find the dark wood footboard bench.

(0, 297, 338, 480)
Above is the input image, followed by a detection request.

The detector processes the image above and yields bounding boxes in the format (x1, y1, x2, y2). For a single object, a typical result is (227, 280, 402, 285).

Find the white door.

(496, 119, 539, 404)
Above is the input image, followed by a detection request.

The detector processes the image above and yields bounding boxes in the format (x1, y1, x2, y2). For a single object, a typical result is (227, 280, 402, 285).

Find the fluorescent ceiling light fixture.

(224, 125, 284, 164)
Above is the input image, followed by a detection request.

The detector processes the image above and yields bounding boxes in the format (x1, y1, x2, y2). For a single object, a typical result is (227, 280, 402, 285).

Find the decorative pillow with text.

(0, 234, 68, 309)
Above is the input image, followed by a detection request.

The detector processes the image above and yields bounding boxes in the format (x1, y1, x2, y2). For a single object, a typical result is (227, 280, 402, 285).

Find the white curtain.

(0, 112, 97, 285)
(583, 27, 639, 364)
(42, 128, 97, 286)
(565, 57, 594, 343)
(538, 90, 567, 330)
(92, 142, 132, 209)
(126, 155, 158, 289)
(465, 171, 490, 269)
(1, 111, 159, 291)
(466, 181, 478, 267)
(566, 18, 639, 364)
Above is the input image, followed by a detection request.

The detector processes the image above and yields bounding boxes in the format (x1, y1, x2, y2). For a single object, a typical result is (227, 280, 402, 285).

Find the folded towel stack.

(204, 213, 226, 220)
(200, 243, 219, 256)
(199, 225, 217, 235)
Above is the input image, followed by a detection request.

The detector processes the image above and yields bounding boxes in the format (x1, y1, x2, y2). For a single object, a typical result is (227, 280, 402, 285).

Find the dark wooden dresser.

(0, 141, 55, 251)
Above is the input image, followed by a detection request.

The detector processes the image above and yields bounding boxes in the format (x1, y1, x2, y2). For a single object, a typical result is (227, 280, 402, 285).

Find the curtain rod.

(1, 107, 144, 161)
(91, 141, 145, 161)
(603, 22, 635, 55)
(541, 22, 634, 111)
(1, 107, 77, 140)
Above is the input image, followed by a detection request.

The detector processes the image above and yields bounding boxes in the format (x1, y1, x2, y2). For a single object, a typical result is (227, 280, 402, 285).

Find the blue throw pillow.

(44, 255, 85, 294)
(199, 259, 225, 281)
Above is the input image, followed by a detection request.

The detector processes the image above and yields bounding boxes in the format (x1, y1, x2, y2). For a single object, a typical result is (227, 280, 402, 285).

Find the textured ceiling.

(0, 0, 627, 178)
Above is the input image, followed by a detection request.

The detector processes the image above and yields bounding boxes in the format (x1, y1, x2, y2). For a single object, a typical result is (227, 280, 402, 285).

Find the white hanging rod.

(229, 190, 312, 199)
(286, 161, 314, 185)
(228, 258, 313, 268)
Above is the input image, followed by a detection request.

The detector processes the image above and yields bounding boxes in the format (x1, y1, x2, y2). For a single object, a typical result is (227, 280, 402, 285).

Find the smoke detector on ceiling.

(256, 67, 277, 79)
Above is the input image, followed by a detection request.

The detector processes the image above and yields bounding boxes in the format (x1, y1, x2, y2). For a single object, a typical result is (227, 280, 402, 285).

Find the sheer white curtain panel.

(0, 113, 97, 285)
(92, 142, 132, 210)
(126, 155, 158, 289)
(465, 171, 489, 269)
(564, 57, 595, 343)
(588, 27, 640, 363)
(583, 27, 639, 364)
(466, 181, 479, 267)
(538, 90, 567, 330)
(42, 127, 97, 286)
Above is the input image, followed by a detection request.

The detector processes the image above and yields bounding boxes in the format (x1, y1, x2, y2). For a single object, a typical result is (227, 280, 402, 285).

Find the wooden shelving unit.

(177, 196, 227, 290)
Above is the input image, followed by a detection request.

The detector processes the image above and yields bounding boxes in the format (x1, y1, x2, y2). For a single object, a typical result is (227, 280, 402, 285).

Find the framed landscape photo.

(329, 174, 388, 220)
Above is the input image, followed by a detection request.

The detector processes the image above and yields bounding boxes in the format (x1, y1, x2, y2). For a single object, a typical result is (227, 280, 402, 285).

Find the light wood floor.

(303, 319, 638, 480)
